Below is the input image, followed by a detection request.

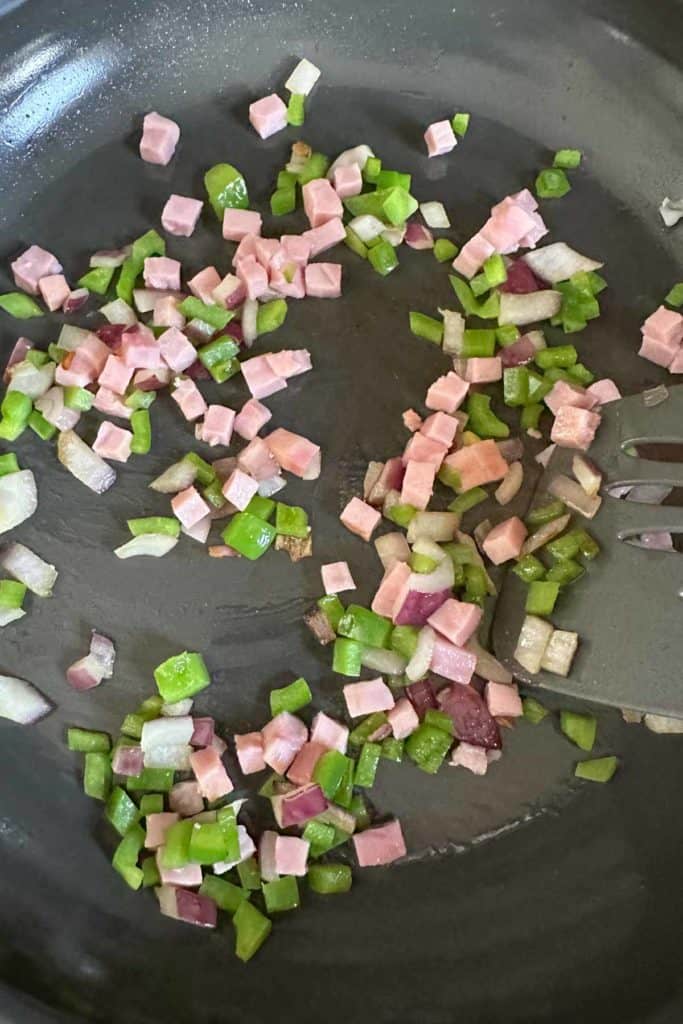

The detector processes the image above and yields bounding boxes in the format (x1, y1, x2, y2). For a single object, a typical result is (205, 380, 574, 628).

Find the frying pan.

(1, 0, 682, 1021)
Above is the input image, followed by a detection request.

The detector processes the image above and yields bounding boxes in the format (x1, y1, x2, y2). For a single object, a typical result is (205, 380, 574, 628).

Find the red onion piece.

(499, 259, 544, 294)
(175, 889, 217, 928)
(394, 587, 451, 626)
(500, 336, 536, 367)
(191, 717, 215, 747)
(367, 458, 405, 507)
(96, 324, 126, 352)
(437, 684, 502, 750)
(404, 220, 434, 250)
(281, 783, 327, 826)
(112, 744, 144, 776)
(496, 437, 524, 463)
(62, 288, 89, 314)
(185, 359, 212, 381)
(404, 677, 438, 718)
(67, 654, 104, 691)
(225, 320, 244, 346)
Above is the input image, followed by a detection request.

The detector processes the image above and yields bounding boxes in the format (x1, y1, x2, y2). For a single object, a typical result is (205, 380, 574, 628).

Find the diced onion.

(89, 631, 116, 677)
(495, 461, 523, 505)
(498, 290, 562, 326)
(360, 647, 407, 674)
(466, 637, 513, 684)
(513, 614, 553, 674)
(100, 298, 137, 326)
(523, 242, 603, 284)
(644, 713, 683, 734)
(404, 222, 433, 250)
(57, 324, 91, 350)
(58, 431, 116, 494)
(257, 475, 287, 497)
(0, 543, 58, 596)
(548, 474, 602, 519)
(0, 608, 25, 628)
(0, 673, 52, 724)
(540, 629, 579, 676)
(326, 144, 374, 178)
(406, 625, 436, 682)
(7, 360, 55, 399)
(438, 309, 465, 355)
(149, 460, 197, 494)
(161, 698, 194, 717)
(90, 248, 129, 268)
(572, 455, 602, 497)
(0, 469, 38, 535)
(659, 197, 683, 228)
(407, 511, 459, 543)
(521, 513, 572, 555)
(374, 532, 411, 570)
(241, 299, 258, 347)
(419, 201, 450, 228)
(348, 214, 385, 243)
(114, 535, 178, 559)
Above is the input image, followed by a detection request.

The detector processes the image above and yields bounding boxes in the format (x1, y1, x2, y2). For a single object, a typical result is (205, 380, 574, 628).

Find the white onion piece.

(241, 298, 258, 347)
(257, 474, 287, 498)
(7, 360, 55, 399)
(149, 460, 197, 494)
(438, 309, 465, 356)
(161, 698, 194, 717)
(0, 673, 52, 724)
(411, 538, 448, 563)
(659, 197, 683, 228)
(420, 201, 450, 228)
(572, 455, 602, 497)
(0, 608, 25, 627)
(626, 483, 672, 505)
(466, 637, 513, 684)
(144, 743, 192, 770)
(90, 248, 129, 268)
(326, 144, 374, 179)
(99, 298, 137, 326)
(374, 532, 411, 571)
(639, 531, 674, 550)
(133, 288, 184, 314)
(363, 461, 384, 501)
(407, 511, 459, 544)
(473, 518, 492, 550)
(514, 615, 553, 674)
(548, 474, 602, 518)
(89, 631, 115, 677)
(0, 543, 58, 596)
(114, 534, 177, 559)
(495, 461, 523, 505)
(348, 214, 385, 243)
(58, 431, 116, 494)
(540, 629, 578, 676)
(213, 826, 257, 874)
(642, 384, 669, 408)
(285, 57, 321, 96)
(141, 715, 194, 751)
(498, 290, 562, 326)
(535, 443, 556, 468)
(57, 324, 92, 350)
(406, 626, 436, 683)
(156, 886, 179, 920)
(409, 557, 454, 594)
(525, 329, 547, 351)
(360, 646, 407, 674)
(621, 708, 644, 725)
(523, 242, 603, 284)
(521, 513, 571, 556)
(382, 224, 406, 247)
(644, 713, 683, 734)
(0, 470, 38, 534)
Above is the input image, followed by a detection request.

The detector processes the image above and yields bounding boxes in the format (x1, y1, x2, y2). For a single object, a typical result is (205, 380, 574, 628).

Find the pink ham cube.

(199, 405, 235, 447)
(158, 327, 197, 373)
(480, 206, 537, 253)
(353, 819, 406, 867)
(233, 398, 272, 441)
(387, 697, 419, 740)
(371, 561, 411, 618)
(274, 835, 309, 877)
(38, 274, 70, 312)
(430, 636, 477, 684)
(145, 812, 179, 850)
(98, 355, 134, 395)
(93, 386, 132, 419)
(402, 433, 447, 466)
(232, 234, 258, 268)
(638, 333, 680, 369)
(428, 598, 483, 647)
(171, 377, 207, 421)
(464, 357, 503, 384)
(140, 111, 180, 165)
(254, 238, 280, 270)
(144, 256, 181, 291)
(66, 334, 110, 377)
(481, 516, 528, 565)
(241, 355, 287, 400)
(222, 209, 263, 242)
(134, 367, 172, 391)
(169, 781, 204, 817)
(450, 742, 488, 775)
(153, 296, 186, 329)
(237, 437, 280, 481)
(425, 371, 469, 413)
(92, 422, 133, 463)
(641, 305, 683, 345)
(441, 439, 509, 491)
(189, 746, 233, 802)
(544, 380, 597, 416)
(161, 194, 203, 237)
(270, 265, 306, 299)
(234, 732, 266, 775)
(265, 428, 321, 479)
(669, 347, 683, 373)
(309, 712, 349, 754)
(120, 324, 163, 369)
(171, 485, 211, 529)
(321, 560, 356, 595)
(287, 741, 326, 785)
(248, 94, 287, 139)
(485, 681, 523, 718)
(586, 379, 622, 405)
(11, 245, 62, 294)
(235, 256, 269, 300)
(302, 178, 343, 228)
(343, 678, 395, 718)
(452, 234, 496, 279)
(550, 406, 601, 451)
(265, 350, 312, 379)
(340, 496, 381, 541)
(304, 262, 342, 298)
(183, 515, 211, 543)
(188, 266, 221, 305)
(420, 411, 459, 448)
(302, 217, 346, 257)
(222, 468, 258, 511)
(333, 163, 363, 198)
(401, 461, 437, 510)
(424, 119, 457, 157)
(403, 408, 423, 432)
(156, 856, 203, 888)
(280, 235, 311, 266)
(261, 712, 308, 775)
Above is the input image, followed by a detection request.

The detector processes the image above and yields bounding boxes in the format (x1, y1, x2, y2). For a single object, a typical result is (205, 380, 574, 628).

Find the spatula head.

(492, 384, 683, 716)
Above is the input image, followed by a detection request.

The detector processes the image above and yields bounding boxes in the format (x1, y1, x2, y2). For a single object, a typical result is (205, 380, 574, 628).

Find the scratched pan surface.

(1, 0, 682, 1021)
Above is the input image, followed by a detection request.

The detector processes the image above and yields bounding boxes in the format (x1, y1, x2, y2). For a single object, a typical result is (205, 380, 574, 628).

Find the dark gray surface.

(1, 0, 682, 1021)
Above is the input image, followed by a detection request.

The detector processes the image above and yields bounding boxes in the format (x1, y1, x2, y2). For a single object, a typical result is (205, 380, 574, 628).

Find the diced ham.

(401, 461, 437, 511)
(366, 458, 405, 506)
(371, 561, 411, 618)
(424, 119, 457, 157)
(156, 855, 203, 888)
(274, 835, 309, 877)
(199, 405, 235, 447)
(452, 233, 495, 279)
(158, 327, 197, 372)
(480, 205, 537, 253)
(464, 357, 503, 383)
(236, 256, 269, 300)
(98, 355, 134, 395)
(586, 378, 622, 405)
(153, 296, 186, 329)
(265, 349, 312, 379)
(161, 194, 203, 236)
(144, 256, 181, 291)
(550, 406, 601, 451)
(425, 371, 469, 413)
(303, 178, 344, 228)
(485, 681, 523, 718)
(69, 334, 111, 377)
(343, 678, 395, 718)
(518, 210, 548, 249)
(280, 235, 311, 266)
(321, 560, 356, 594)
(145, 812, 179, 850)
(353, 820, 406, 867)
(252, 238, 279, 271)
(234, 732, 266, 775)
(641, 305, 683, 345)
(222, 468, 258, 510)
(544, 380, 597, 415)
(441, 439, 508, 491)
(270, 265, 306, 299)
(333, 163, 363, 198)
(213, 273, 246, 310)
(450, 742, 488, 775)
(402, 433, 447, 467)
(171, 485, 211, 529)
(169, 781, 204, 816)
(93, 386, 132, 419)
(38, 274, 70, 312)
(265, 428, 321, 479)
(248, 94, 288, 139)
(222, 208, 263, 242)
(420, 411, 459, 448)
(189, 746, 233, 802)
(340, 496, 381, 541)
(187, 266, 221, 305)
(403, 409, 423, 432)
(134, 366, 172, 390)
(140, 111, 180, 165)
(233, 398, 272, 441)
(240, 355, 287, 400)
(232, 233, 258, 268)
(304, 262, 342, 298)
(430, 636, 477, 684)
(120, 324, 163, 369)
(638, 333, 680, 368)
(261, 712, 308, 775)
(302, 217, 346, 257)
(237, 437, 280, 481)
(92, 421, 132, 463)
(669, 347, 683, 373)
(387, 697, 419, 740)
(309, 712, 349, 754)
(428, 598, 483, 647)
(11, 245, 62, 294)
(481, 516, 528, 564)
(286, 741, 326, 785)
(171, 377, 207, 421)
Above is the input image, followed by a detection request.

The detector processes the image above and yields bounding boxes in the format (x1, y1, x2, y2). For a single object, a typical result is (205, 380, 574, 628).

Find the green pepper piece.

(204, 163, 249, 219)
(451, 112, 470, 136)
(406, 723, 452, 774)
(256, 299, 288, 335)
(262, 875, 300, 913)
(127, 516, 180, 538)
(535, 168, 571, 199)
(317, 594, 344, 631)
(286, 93, 305, 126)
(84, 752, 112, 801)
(130, 408, 151, 455)
(385, 501, 416, 527)
(271, 187, 296, 216)
(237, 856, 261, 890)
(575, 756, 618, 783)
(448, 486, 488, 516)
(368, 238, 399, 276)
(139, 794, 163, 816)
(337, 605, 393, 649)
(126, 767, 174, 793)
(112, 823, 145, 890)
(332, 637, 363, 676)
(178, 297, 232, 330)
(154, 651, 210, 702)
(525, 580, 560, 615)
(200, 875, 249, 913)
(0, 580, 26, 609)
(348, 712, 388, 748)
(560, 710, 597, 752)
(526, 500, 567, 527)
(545, 558, 585, 585)
(466, 393, 509, 439)
(462, 329, 496, 358)
(535, 344, 578, 370)
(512, 554, 546, 583)
(424, 709, 455, 735)
(0, 453, 20, 476)
(313, 750, 350, 800)
(434, 238, 457, 263)
(503, 366, 530, 407)
(354, 741, 381, 787)
(390, 624, 419, 660)
(307, 863, 352, 894)
(188, 821, 232, 864)
(0, 292, 43, 318)
(78, 266, 114, 295)
(160, 820, 193, 868)
(409, 311, 444, 345)
(105, 786, 141, 837)
(270, 677, 312, 716)
(380, 736, 404, 762)
(522, 696, 549, 724)
(67, 727, 111, 753)
(245, 495, 275, 522)
(222, 512, 276, 560)
(141, 856, 161, 888)
(274, 503, 309, 538)
(297, 152, 329, 185)
(233, 901, 272, 962)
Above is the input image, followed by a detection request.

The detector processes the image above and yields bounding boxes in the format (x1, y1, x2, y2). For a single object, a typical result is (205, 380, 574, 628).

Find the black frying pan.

(1, 1, 682, 1021)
